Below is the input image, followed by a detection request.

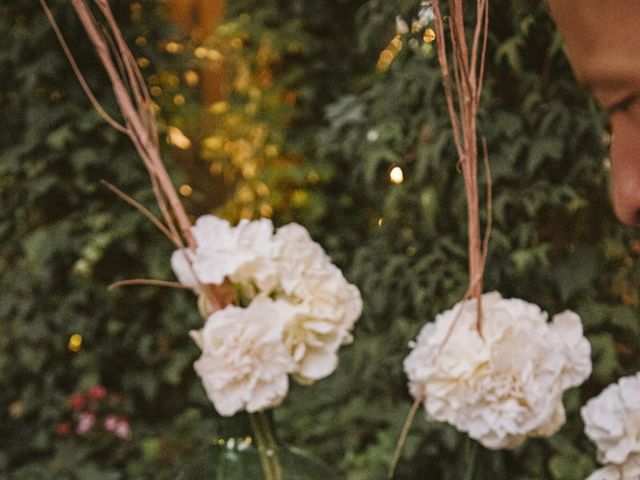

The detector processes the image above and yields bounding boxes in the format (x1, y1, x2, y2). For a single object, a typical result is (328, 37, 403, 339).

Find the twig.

(39, 0, 128, 134)
(108, 278, 191, 290)
(42, 0, 238, 310)
(100, 180, 181, 247)
(387, 397, 422, 480)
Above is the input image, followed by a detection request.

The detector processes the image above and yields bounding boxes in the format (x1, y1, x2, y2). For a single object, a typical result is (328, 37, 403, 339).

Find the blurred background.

(0, 0, 639, 478)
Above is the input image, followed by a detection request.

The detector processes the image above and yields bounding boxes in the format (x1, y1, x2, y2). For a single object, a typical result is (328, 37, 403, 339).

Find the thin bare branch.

(100, 179, 181, 247)
(480, 139, 493, 268)
(39, 0, 128, 134)
(108, 278, 191, 290)
(387, 397, 422, 480)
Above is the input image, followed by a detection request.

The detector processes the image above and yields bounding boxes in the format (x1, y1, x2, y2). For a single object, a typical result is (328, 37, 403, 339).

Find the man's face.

(610, 99, 640, 226)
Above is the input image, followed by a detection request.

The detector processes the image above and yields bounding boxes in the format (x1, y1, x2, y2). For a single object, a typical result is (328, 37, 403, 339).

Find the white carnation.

(586, 454, 640, 480)
(191, 215, 277, 290)
(190, 299, 295, 416)
(582, 373, 640, 466)
(171, 248, 201, 293)
(272, 224, 363, 383)
(404, 292, 592, 450)
(175, 217, 363, 388)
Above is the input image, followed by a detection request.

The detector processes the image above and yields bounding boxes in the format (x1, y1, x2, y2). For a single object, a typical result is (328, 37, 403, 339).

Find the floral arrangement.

(582, 373, 640, 480)
(40, 2, 362, 478)
(387, 2, 594, 476)
(404, 292, 591, 449)
(171, 216, 362, 416)
(57, 385, 131, 440)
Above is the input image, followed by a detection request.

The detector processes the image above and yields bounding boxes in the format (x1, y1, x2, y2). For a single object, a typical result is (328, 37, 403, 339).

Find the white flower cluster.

(582, 373, 640, 480)
(404, 292, 591, 450)
(172, 215, 362, 416)
(396, 1, 435, 35)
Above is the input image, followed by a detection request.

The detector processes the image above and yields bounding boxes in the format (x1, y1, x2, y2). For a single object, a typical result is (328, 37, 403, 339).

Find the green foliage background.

(1, 0, 639, 479)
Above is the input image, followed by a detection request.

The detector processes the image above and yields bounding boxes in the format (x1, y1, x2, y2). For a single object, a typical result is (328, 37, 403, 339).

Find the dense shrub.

(1, 0, 639, 479)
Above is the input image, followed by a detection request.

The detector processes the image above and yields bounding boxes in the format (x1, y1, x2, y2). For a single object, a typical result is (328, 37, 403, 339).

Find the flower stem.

(250, 411, 283, 480)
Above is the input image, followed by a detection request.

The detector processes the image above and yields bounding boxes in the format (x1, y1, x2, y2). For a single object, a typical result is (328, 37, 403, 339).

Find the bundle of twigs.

(40, 0, 234, 310)
(432, 0, 492, 328)
(387, 2, 491, 477)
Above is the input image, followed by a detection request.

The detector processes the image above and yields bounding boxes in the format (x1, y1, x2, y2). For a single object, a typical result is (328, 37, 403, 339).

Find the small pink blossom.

(104, 415, 131, 440)
(76, 412, 96, 436)
(114, 419, 131, 440)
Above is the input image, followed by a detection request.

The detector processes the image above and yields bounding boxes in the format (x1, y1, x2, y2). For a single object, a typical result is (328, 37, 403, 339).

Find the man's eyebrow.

(606, 92, 640, 115)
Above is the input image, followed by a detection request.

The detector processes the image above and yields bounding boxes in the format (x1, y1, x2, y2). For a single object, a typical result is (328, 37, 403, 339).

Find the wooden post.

(167, 0, 226, 104)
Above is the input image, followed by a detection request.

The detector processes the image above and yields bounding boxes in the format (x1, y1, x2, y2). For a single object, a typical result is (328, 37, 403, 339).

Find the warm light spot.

(135, 37, 146, 47)
(165, 41, 183, 53)
(150, 86, 162, 97)
(210, 162, 223, 174)
(423, 28, 436, 43)
(136, 57, 150, 69)
(8, 401, 23, 418)
(230, 37, 243, 49)
(206, 49, 223, 62)
(184, 70, 199, 87)
(244, 436, 252, 445)
(240, 207, 253, 219)
(242, 162, 257, 179)
(167, 127, 192, 150)
(380, 49, 394, 64)
(210, 101, 228, 114)
(173, 94, 186, 106)
(194, 47, 208, 59)
(237, 185, 255, 203)
(256, 182, 270, 197)
(203, 136, 223, 150)
(259, 203, 273, 218)
(179, 184, 193, 197)
(389, 166, 404, 184)
(377, 217, 384, 227)
(291, 190, 309, 207)
(307, 170, 320, 184)
(68, 334, 82, 352)
(265, 145, 279, 158)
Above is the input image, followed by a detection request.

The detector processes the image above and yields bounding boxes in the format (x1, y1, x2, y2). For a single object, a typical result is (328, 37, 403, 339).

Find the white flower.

(417, 1, 435, 26)
(171, 248, 201, 293)
(174, 216, 363, 388)
(582, 373, 640, 466)
(191, 215, 277, 290)
(586, 454, 640, 480)
(404, 292, 591, 450)
(272, 224, 363, 383)
(395, 16, 409, 35)
(190, 299, 295, 416)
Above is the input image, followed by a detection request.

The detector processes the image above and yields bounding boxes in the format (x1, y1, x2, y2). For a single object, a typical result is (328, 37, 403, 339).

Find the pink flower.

(68, 393, 87, 410)
(87, 385, 107, 400)
(114, 419, 131, 440)
(104, 415, 131, 440)
(76, 412, 96, 436)
(104, 415, 119, 432)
